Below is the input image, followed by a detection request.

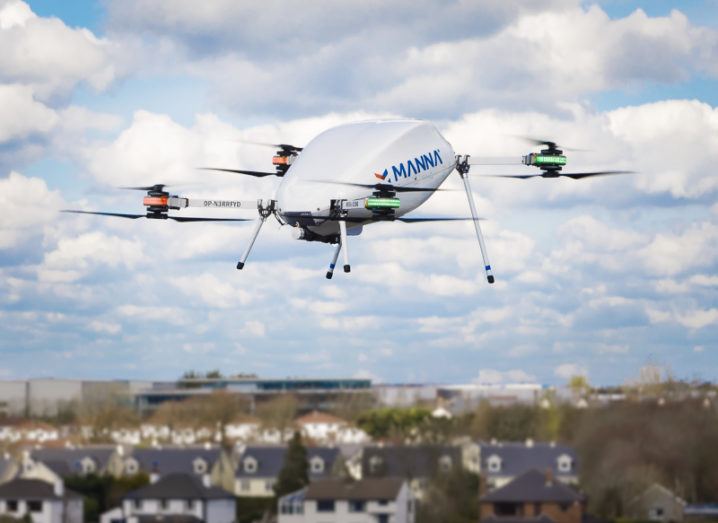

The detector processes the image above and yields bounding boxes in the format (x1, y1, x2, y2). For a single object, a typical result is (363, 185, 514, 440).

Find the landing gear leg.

(237, 200, 273, 270)
(457, 156, 495, 284)
(338, 219, 350, 273)
(325, 241, 342, 280)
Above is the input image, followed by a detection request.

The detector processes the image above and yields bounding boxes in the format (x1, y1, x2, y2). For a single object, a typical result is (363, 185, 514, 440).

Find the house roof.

(483, 516, 555, 523)
(361, 445, 461, 479)
(31, 447, 115, 477)
(235, 446, 339, 479)
(136, 517, 202, 523)
(128, 447, 221, 476)
(0, 479, 82, 500)
(124, 473, 233, 500)
(0, 457, 17, 480)
(480, 441, 578, 477)
(295, 411, 346, 426)
(305, 478, 405, 501)
(481, 470, 583, 503)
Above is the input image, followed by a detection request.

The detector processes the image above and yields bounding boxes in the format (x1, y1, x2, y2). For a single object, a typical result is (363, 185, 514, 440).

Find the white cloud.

(0, 85, 58, 142)
(0, 172, 63, 248)
(475, 368, 537, 384)
(170, 272, 252, 309)
(554, 362, 587, 379)
(0, 0, 116, 96)
(240, 319, 266, 337)
(40, 231, 143, 282)
(88, 320, 122, 335)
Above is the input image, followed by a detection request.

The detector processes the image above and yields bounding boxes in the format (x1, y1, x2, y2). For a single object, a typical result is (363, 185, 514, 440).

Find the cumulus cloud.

(0, 0, 116, 97)
(475, 368, 537, 384)
(554, 362, 587, 380)
(105, 2, 718, 117)
(0, 172, 63, 248)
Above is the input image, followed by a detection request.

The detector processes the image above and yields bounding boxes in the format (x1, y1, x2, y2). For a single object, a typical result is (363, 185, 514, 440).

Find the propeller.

(62, 210, 252, 222)
(285, 213, 478, 223)
(119, 184, 168, 191)
(198, 167, 279, 178)
(234, 140, 303, 153)
(482, 170, 632, 180)
(307, 180, 450, 193)
(518, 136, 589, 152)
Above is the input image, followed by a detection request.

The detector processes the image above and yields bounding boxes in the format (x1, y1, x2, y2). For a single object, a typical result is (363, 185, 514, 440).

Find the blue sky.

(0, 0, 716, 386)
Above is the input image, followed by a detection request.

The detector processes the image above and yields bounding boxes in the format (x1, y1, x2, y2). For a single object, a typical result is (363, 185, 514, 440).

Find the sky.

(0, 0, 716, 386)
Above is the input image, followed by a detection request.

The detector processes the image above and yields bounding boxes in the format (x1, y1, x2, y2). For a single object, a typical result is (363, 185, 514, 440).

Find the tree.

(274, 432, 309, 499)
(568, 375, 590, 400)
(417, 469, 480, 523)
(256, 394, 298, 438)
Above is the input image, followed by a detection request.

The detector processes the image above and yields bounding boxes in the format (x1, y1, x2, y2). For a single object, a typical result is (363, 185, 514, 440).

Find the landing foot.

(343, 265, 351, 273)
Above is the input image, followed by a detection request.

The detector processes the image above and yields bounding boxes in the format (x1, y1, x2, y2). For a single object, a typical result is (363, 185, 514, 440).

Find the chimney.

(202, 474, 211, 488)
(545, 468, 554, 486)
(525, 438, 534, 448)
(150, 473, 160, 484)
(54, 479, 64, 497)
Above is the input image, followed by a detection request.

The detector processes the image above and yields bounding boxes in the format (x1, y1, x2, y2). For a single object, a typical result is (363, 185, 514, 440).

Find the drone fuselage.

(274, 120, 456, 241)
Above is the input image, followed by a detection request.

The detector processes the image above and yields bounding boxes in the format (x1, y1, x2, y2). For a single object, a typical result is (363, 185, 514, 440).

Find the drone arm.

(467, 156, 523, 166)
(168, 197, 259, 210)
(457, 156, 495, 284)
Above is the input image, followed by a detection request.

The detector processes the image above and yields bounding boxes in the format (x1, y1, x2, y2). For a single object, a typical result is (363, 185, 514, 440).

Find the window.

(240, 480, 250, 491)
(193, 458, 207, 475)
(649, 507, 665, 520)
(160, 500, 169, 510)
(377, 514, 389, 523)
(557, 454, 572, 473)
(487, 455, 502, 473)
(82, 457, 97, 475)
(378, 499, 389, 506)
(7, 500, 18, 512)
(265, 480, 274, 492)
(134, 499, 142, 509)
(316, 500, 335, 512)
(369, 455, 383, 474)
(310, 456, 325, 474)
(28, 500, 42, 513)
(495, 503, 520, 516)
(439, 455, 453, 473)
(348, 500, 365, 512)
(243, 456, 258, 474)
(125, 459, 139, 475)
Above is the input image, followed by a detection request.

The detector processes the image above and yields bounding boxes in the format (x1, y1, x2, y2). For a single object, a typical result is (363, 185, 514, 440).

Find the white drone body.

(276, 120, 455, 236)
(65, 119, 627, 283)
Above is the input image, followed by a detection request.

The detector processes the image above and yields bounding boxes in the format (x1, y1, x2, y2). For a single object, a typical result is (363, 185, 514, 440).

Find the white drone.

(66, 120, 627, 283)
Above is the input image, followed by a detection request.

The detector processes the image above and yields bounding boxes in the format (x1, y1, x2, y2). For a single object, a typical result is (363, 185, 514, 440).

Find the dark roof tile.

(481, 470, 583, 504)
(125, 473, 233, 500)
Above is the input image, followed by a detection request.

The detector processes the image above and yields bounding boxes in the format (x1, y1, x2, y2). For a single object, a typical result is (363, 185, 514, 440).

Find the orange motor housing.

(143, 196, 168, 207)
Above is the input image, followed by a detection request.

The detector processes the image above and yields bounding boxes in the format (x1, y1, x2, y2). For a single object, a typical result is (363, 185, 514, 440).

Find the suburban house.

(120, 446, 235, 491)
(100, 473, 235, 523)
(235, 446, 340, 497)
(21, 446, 121, 483)
(278, 477, 415, 523)
(0, 455, 19, 485)
(225, 416, 261, 442)
(0, 478, 83, 523)
(479, 469, 584, 523)
(626, 484, 686, 522)
(477, 440, 579, 489)
(360, 445, 462, 499)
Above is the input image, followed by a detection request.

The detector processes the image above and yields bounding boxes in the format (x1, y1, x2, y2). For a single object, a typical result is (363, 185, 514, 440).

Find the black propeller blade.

(483, 170, 632, 180)
(235, 140, 303, 153)
(119, 184, 167, 191)
(199, 167, 279, 178)
(519, 136, 588, 152)
(62, 210, 145, 219)
(397, 217, 480, 223)
(308, 180, 449, 193)
(62, 210, 252, 222)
